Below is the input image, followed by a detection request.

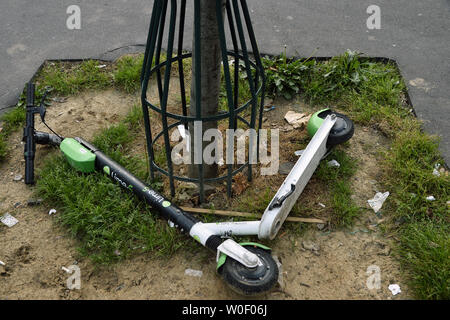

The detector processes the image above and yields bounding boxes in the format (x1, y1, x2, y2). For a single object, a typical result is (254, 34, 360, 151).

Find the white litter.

(294, 150, 304, 157)
(0, 213, 19, 227)
(185, 269, 203, 277)
(388, 284, 401, 296)
(48, 209, 57, 216)
(61, 266, 71, 273)
(0, 261, 5, 266)
(327, 159, 341, 168)
(318, 203, 326, 208)
(96, 64, 107, 69)
(426, 196, 436, 201)
(168, 220, 175, 228)
(432, 168, 440, 177)
(368, 192, 390, 213)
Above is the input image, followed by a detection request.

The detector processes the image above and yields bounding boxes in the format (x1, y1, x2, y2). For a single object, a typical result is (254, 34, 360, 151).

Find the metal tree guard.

(140, 0, 265, 202)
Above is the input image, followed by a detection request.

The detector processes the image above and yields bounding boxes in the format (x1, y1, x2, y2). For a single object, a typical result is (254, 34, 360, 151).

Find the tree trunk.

(189, 0, 225, 180)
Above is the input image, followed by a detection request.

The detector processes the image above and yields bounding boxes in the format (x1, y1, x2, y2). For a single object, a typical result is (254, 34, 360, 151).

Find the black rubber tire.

(219, 246, 279, 296)
(317, 110, 354, 146)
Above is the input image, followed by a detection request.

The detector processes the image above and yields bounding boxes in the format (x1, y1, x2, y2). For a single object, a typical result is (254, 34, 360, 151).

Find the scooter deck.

(258, 114, 337, 240)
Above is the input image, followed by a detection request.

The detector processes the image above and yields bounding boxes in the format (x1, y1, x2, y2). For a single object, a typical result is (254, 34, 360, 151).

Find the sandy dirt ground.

(0, 88, 411, 300)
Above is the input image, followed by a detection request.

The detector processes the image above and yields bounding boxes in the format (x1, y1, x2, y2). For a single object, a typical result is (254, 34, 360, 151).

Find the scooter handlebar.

(24, 82, 36, 184)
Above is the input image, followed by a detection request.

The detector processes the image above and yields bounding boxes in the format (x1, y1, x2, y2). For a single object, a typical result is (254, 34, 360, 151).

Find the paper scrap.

(368, 192, 390, 213)
(185, 269, 203, 277)
(388, 284, 401, 296)
(284, 111, 310, 129)
(1, 213, 19, 227)
(327, 159, 341, 168)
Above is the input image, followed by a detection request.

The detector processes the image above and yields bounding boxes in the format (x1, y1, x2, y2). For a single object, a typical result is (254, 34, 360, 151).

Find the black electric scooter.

(23, 80, 354, 295)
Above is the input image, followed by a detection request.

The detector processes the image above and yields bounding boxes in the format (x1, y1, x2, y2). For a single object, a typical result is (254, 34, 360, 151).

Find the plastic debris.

(264, 105, 276, 112)
(426, 196, 436, 201)
(433, 163, 444, 177)
(327, 159, 341, 168)
(0, 261, 5, 266)
(13, 174, 23, 182)
(368, 192, 390, 213)
(185, 269, 203, 277)
(0, 213, 19, 227)
(168, 220, 175, 228)
(388, 284, 401, 296)
(48, 209, 57, 215)
(294, 150, 304, 157)
(96, 64, 107, 69)
(318, 202, 326, 208)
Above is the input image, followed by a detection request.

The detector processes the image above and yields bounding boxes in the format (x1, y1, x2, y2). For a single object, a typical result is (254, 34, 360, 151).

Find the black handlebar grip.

(35, 131, 62, 146)
(24, 82, 36, 184)
(26, 82, 35, 107)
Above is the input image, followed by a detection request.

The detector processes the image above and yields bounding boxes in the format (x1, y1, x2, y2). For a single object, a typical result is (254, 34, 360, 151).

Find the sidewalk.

(1, 0, 449, 162)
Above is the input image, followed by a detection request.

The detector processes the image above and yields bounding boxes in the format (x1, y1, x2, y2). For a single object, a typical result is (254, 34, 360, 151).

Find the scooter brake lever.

(268, 184, 296, 210)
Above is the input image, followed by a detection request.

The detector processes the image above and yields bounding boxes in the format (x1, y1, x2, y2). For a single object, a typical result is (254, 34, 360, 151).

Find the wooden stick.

(179, 206, 326, 224)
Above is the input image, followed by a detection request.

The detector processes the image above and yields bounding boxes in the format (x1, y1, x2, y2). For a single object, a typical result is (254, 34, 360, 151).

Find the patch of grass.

(35, 105, 187, 264)
(381, 127, 449, 299)
(37, 154, 183, 264)
(396, 221, 449, 299)
(113, 52, 191, 94)
(236, 186, 274, 215)
(0, 134, 7, 160)
(0, 106, 26, 160)
(385, 130, 449, 223)
(263, 50, 407, 117)
(1, 106, 26, 131)
(114, 55, 145, 93)
(38, 60, 112, 96)
(316, 148, 360, 227)
(262, 49, 312, 100)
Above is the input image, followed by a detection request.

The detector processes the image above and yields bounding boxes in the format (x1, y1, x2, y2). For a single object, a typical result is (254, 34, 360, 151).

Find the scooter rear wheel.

(307, 108, 354, 146)
(219, 245, 279, 296)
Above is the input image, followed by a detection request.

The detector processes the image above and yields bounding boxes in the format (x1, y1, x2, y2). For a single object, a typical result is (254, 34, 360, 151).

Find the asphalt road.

(1, 0, 449, 162)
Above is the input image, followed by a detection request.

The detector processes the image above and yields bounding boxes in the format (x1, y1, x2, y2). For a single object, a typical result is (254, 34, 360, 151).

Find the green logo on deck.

(103, 166, 110, 175)
(162, 201, 171, 208)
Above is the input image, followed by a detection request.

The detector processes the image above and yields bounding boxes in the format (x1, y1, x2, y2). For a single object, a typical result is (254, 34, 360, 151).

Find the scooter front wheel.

(219, 245, 279, 296)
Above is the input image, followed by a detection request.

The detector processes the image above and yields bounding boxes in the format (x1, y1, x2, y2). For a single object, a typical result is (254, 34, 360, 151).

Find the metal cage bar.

(141, 0, 265, 202)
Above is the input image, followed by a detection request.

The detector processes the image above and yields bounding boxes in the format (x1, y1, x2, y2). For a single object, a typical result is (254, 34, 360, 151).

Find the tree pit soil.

(0, 87, 411, 300)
